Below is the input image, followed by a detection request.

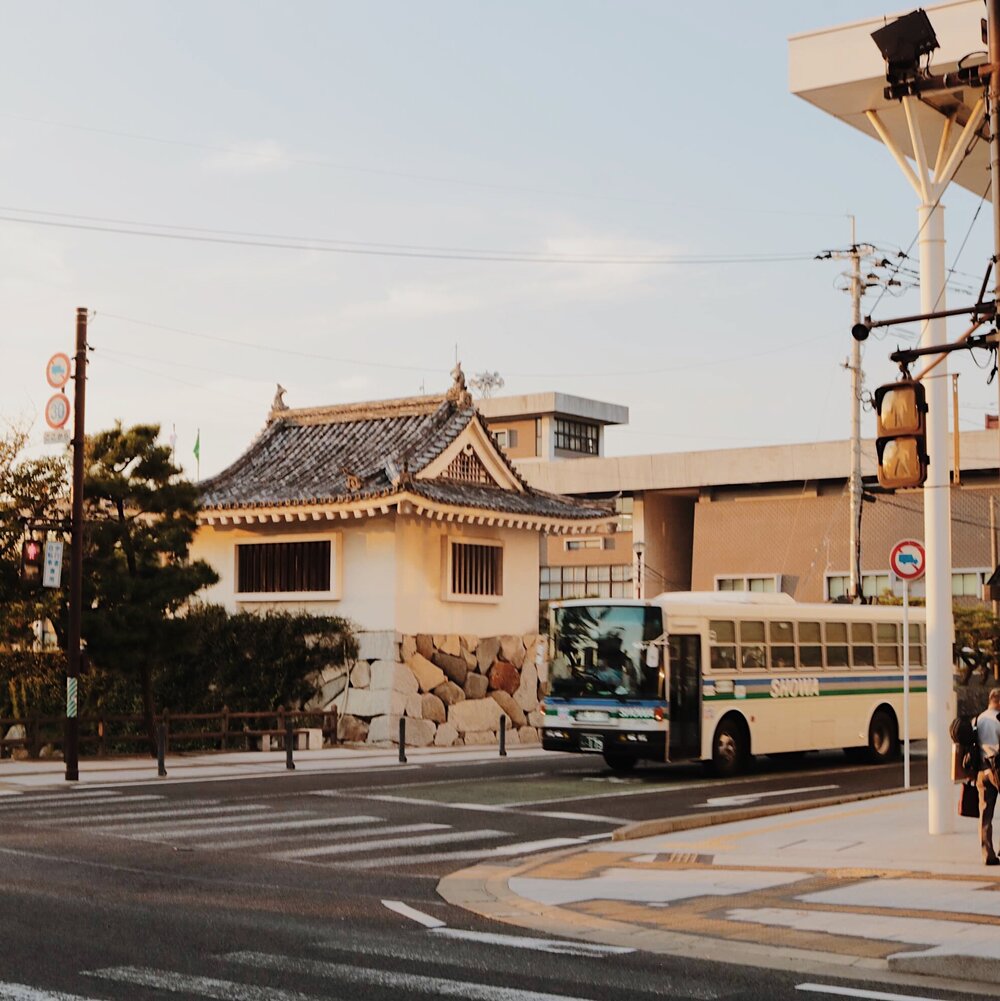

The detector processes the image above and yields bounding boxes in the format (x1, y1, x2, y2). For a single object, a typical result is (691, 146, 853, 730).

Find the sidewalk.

(440, 788, 1000, 992)
(0, 744, 547, 791)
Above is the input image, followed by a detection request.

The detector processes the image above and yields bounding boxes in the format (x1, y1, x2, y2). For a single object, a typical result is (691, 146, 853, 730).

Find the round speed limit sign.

(44, 394, 71, 430)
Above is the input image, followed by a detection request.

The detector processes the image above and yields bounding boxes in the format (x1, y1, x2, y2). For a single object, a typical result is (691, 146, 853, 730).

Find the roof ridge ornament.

(446, 362, 473, 409)
(270, 384, 289, 417)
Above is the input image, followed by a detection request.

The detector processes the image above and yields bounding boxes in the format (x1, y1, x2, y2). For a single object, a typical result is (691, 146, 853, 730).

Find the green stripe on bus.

(704, 685, 927, 701)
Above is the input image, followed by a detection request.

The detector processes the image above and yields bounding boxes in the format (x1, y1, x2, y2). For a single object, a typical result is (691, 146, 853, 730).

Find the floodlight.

(871, 9, 939, 83)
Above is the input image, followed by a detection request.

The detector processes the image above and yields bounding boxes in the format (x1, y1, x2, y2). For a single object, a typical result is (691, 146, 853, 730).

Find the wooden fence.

(0, 706, 339, 758)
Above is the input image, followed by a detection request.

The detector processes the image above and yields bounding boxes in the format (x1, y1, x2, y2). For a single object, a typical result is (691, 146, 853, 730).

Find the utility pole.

(990, 0, 1000, 518)
(66, 307, 87, 782)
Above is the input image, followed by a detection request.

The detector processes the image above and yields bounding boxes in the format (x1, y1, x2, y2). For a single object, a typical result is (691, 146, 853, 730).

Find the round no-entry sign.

(890, 538, 926, 581)
(45, 352, 71, 389)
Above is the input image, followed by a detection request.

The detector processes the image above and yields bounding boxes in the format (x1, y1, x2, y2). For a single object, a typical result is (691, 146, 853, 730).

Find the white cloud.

(203, 139, 292, 174)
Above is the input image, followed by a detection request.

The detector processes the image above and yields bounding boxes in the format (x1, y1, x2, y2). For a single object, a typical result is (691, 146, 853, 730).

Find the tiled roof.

(199, 391, 610, 523)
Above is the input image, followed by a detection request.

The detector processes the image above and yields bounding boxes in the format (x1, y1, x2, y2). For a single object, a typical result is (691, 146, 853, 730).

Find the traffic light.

(20, 539, 42, 585)
(873, 379, 928, 489)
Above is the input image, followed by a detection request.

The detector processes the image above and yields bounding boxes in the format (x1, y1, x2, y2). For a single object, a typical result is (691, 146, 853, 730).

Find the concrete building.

(480, 393, 1000, 607)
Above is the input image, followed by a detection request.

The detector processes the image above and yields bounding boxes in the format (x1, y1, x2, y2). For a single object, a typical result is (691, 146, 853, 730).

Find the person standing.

(976, 688, 1000, 866)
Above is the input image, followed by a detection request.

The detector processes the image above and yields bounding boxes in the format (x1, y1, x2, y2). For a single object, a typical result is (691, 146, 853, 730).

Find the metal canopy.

(789, 1, 989, 198)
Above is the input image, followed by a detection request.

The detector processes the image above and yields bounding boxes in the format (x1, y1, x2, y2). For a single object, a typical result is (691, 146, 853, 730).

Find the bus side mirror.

(645, 645, 660, 669)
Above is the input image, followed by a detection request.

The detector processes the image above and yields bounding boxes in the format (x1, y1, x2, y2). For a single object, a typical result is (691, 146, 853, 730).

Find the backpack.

(950, 714, 979, 780)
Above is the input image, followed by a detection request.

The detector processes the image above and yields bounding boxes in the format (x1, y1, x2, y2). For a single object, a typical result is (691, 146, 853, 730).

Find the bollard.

(285, 721, 295, 771)
(398, 716, 407, 763)
(157, 723, 167, 777)
(499, 714, 507, 757)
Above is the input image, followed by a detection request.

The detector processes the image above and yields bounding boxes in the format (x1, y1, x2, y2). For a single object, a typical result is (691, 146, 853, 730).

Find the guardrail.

(0, 706, 339, 759)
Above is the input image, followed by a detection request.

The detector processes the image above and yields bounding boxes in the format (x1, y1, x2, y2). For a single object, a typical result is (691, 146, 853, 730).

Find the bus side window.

(825, 622, 849, 668)
(709, 619, 736, 671)
(769, 620, 795, 669)
(908, 622, 925, 666)
(739, 620, 765, 670)
(876, 622, 899, 668)
(851, 622, 875, 667)
(798, 621, 822, 668)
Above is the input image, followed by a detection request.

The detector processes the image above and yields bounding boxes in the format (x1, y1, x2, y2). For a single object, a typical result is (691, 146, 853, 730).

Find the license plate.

(579, 733, 604, 752)
(576, 710, 609, 723)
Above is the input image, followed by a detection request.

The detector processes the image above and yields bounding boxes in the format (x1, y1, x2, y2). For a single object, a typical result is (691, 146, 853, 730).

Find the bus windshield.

(550, 604, 663, 700)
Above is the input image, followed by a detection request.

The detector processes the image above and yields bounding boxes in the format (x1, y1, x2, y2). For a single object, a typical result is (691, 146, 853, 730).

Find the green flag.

(193, 430, 201, 462)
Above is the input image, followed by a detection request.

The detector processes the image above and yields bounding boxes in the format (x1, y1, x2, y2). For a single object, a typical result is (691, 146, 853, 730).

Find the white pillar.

(918, 201, 954, 835)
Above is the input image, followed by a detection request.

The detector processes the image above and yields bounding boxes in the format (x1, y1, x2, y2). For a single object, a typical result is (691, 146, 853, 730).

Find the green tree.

(0, 425, 68, 652)
(82, 423, 217, 752)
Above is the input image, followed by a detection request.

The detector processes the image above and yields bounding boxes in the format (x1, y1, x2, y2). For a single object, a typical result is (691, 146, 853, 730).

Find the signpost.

(889, 538, 927, 789)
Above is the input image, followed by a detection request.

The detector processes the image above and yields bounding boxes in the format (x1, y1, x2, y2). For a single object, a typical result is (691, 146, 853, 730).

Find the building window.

(564, 537, 606, 551)
(494, 429, 518, 449)
(554, 419, 599, 455)
(715, 575, 779, 593)
(952, 571, 986, 597)
(450, 541, 503, 597)
(539, 564, 632, 600)
(237, 540, 331, 594)
(615, 495, 633, 532)
(826, 573, 892, 601)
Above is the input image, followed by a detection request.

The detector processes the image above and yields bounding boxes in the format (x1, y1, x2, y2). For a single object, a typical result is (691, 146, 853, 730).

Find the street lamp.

(632, 540, 646, 600)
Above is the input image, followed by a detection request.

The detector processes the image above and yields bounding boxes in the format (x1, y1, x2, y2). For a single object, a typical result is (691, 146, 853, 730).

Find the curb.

(613, 784, 927, 840)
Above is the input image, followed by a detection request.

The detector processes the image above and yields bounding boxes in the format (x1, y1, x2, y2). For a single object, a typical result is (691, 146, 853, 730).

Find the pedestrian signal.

(873, 379, 927, 490)
(21, 539, 43, 585)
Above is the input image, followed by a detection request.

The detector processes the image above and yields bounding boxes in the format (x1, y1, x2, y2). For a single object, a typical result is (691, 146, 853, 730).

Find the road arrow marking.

(696, 784, 838, 808)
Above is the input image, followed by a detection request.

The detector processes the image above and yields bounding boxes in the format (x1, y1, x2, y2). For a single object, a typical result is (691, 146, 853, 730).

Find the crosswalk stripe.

(0, 791, 124, 808)
(91, 805, 276, 833)
(0, 983, 101, 1001)
(42, 802, 253, 825)
(102, 810, 315, 840)
(0, 794, 162, 813)
(272, 827, 504, 862)
(429, 928, 635, 956)
(86, 966, 313, 1001)
(268, 823, 450, 860)
(128, 814, 385, 843)
(226, 951, 605, 1001)
(187, 815, 384, 851)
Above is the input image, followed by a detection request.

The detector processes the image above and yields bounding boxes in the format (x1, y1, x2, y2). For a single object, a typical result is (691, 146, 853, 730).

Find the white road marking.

(95, 808, 300, 836)
(189, 815, 383, 851)
(119, 813, 356, 842)
(333, 793, 623, 823)
(0, 794, 162, 813)
(430, 928, 635, 956)
(697, 785, 838, 809)
(796, 984, 947, 1001)
(87, 966, 312, 1000)
(272, 827, 500, 861)
(42, 803, 259, 826)
(0, 791, 125, 808)
(381, 899, 446, 928)
(227, 950, 620, 1000)
(0, 983, 100, 1001)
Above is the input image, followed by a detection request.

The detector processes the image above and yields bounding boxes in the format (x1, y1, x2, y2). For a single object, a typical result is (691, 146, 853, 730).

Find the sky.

(2, 0, 998, 479)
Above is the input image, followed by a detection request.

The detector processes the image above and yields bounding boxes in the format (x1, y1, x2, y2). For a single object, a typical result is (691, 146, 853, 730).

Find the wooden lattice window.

(236, 541, 331, 593)
(445, 446, 494, 485)
(451, 541, 503, 597)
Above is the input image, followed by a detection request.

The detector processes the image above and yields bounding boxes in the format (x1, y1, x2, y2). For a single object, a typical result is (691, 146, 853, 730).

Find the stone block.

(500, 634, 526, 669)
(356, 630, 399, 663)
(295, 728, 323, 751)
(433, 651, 468, 686)
(400, 635, 418, 662)
(514, 662, 539, 713)
(433, 680, 466, 706)
(438, 634, 461, 657)
(309, 674, 346, 710)
(461, 634, 479, 654)
(463, 729, 496, 746)
(338, 715, 369, 743)
(408, 653, 446, 693)
(421, 693, 446, 723)
(434, 721, 459, 746)
(491, 690, 526, 728)
(523, 632, 540, 657)
(488, 660, 520, 695)
(518, 725, 540, 744)
(345, 687, 407, 719)
(536, 657, 549, 684)
(449, 697, 507, 734)
(528, 710, 545, 728)
(350, 661, 371, 688)
(462, 648, 478, 670)
(405, 693, 424, 719)
(504, 728, 520, 746)
(401, 717, 436, 747)
(477, 636, 501, 673)
(416, 633, 435, 660)
(370, 661, 419, 695)
(463, 672, 488, 700)
(369, 714, 435, 746)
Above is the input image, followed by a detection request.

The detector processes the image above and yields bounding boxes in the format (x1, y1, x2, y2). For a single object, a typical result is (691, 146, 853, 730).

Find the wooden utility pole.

(66, 307, 87, 782)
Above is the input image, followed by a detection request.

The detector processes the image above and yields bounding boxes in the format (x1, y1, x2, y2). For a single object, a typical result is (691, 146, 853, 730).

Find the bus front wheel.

(602, 747, 637, 773)
(867, 709, 899, 763)
(712, 717, 749, 777)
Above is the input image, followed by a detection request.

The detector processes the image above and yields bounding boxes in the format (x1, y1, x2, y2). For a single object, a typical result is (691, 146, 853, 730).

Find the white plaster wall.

(394, 517, 539, 637)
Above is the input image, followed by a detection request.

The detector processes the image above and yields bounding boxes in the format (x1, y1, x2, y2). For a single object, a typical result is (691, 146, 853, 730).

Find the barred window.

(539, 564, 632, 600)
(451, 542, 503, 597)
(554, 419, 599, 454)
(237, 541, 331, 594)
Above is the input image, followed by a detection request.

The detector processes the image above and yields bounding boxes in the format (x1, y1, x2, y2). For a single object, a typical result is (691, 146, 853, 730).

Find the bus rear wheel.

(712, 717, 749, 777)
(602, 747, 637, 773)
(867, 709, 899, 763)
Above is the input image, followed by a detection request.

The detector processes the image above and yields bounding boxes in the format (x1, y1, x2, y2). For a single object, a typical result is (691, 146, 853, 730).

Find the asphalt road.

(0, 748, 980, 1001)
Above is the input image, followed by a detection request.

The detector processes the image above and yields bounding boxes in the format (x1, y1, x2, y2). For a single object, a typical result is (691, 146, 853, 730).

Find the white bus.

(541, 591, 930, 775)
